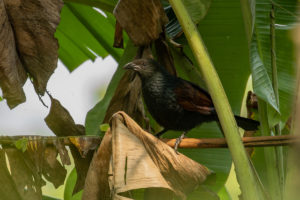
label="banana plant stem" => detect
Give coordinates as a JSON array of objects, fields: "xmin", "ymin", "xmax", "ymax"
[{"xmin": 168, "ymin": 0, "xmax": 263, "ymax": 199}]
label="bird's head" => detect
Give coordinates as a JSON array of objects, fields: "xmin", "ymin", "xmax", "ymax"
[{"xmin": 123, "ymin": 58, "xmax": 161, "ymax": 79}]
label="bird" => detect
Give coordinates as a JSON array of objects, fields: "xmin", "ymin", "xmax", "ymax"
[{"xmin": 123, "ymin": 58, "xmax": 260, "ymax": 150}]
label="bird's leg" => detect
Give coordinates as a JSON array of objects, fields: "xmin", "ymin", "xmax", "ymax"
[
  {"xmin": 155, "ymin": 129, "xmax": 168, "ymax": 138},
  {"xmin": 174, "ymin": 131, "xmax": 187, "ymax": 153}
]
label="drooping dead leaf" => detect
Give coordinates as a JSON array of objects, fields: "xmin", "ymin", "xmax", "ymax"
[
  {"xmin": 103, "ymin": 70, "xmax": 145, "ymax": 127},
  {"xmin": 0, "ymin": 0, "xmax": 27, "ymax": 109},
  {"xmin": 5, "ymin": 148, "xmax": 43, "ymax": 200},
  {"xmin": 53, "ymin": 139, "xmax": 71, "ymax": 165},
  {"xmin": 155, "ymin": 34, "xmax": 177, "ymax": 76},
  {"xmin": 114, "ymin": 0, "xmax": 168, "ymax": 46},
  {"xmin": 1, "ymin": 137, "xmax": 67, "ymax": 191},
  {"xmin": 45, "ymin": 97, "xmax": 85, "ymax": 137},
  {"xmin": 114, "ymin": 20, "xmax": 124, "ymax": 48},
  {"xmin": 3, "ymin": 0, "xmax": 63, "ymax": 95},
  {"xmin": 69, "ymin": 136, "xmax": 99, "ymax": 158},
  {"xmin": 45, "ymin": 97, "xmax": 95, "ymax": 194},
  {"xmin": 83, "ymin": 112, "xmax": 211, "ymax": 200},
  {"xmin": 0, "ymin": 150, "xmax": 22, "ymax": 200},
  {"xmin": 82, "ymin": 130, "xmax": 112, "ymax": 200},
  {"xmin": 41, "ymin": 146, "xmax": 68, "ymax": 188}
]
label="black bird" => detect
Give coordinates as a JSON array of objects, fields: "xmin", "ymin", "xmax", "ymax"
[{"xmin": 124, "ymin": 58, "xmax": 259, "ymax": 149}]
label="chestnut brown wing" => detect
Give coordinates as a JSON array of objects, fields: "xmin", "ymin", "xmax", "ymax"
[{"xmin": 174, "ymin": 79, "xmax": 214, "ymax": 115}]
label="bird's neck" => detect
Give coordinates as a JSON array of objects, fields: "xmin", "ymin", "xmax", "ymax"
[{"xmin": 141, "ymin": 71, "xmax": 168, "ymax": 88}]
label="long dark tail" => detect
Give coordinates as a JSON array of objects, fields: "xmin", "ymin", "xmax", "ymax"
[{"xmin": 234, "ymin": 115, "xmax": 260, "ymax": 131}]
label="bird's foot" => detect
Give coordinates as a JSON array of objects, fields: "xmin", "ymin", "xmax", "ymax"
[{"xmin": 174, "ymin": 132, "xmax": 186, "ymax": 154}]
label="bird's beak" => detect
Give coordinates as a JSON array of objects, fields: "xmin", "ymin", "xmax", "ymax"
[{"xmin": 123, "ymin": 62, "xmax": 141, "ymax": 71}]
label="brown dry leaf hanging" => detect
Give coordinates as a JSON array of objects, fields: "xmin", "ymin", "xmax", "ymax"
[
  {"xmin": 53, "ymin": 139, "xmax": 71, "ymax": 166},
  {"xmin": 0, "ymin": 0, "xmax": 27, "ymax": 109},
  {"xmin": 113, "ymin": 20, "xmax": 124, "ymax": 48},
  {"xmin": 155, "ymin": 34, "xmax": 177, "ymax": 76},
  {"xmin": 45, "ymin": 97, "xmax": 85, "ymax": 137},
  {"xmin": 5, "ymin": 148, "xmax": 43, "ymax": 200},
  {"xmin": 0, "ymin": 150, "xmax": 22, "ymax": 200},
  {"xmin": 40, "ymin": 146, "xmax": 68, "ymax": 188},
  {"xmin": 114, "ymin": 0, "xmax": 168, "ymax": 46},
  {"xmin": 3, "ymin": 0, "xmax": 63, "ymax": 95},
  {"xmin": 103, "ymin": 70, "xmax": 145, "ymax": 127},
  {"xmin": 45, "ymin": 97, "xmax": 94, "ymax": 194},
  {"xmin": 69, "ymin": 136, "xmax": 99, "ymax": 158},
  {"xmin": 83, "ymin": 112, "xmax": 211, "ymax": 200}
]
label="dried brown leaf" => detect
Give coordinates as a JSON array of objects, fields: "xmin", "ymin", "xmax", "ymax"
[
  {"xmin": 114, "ymin": 0, "xmax": 168, "ymax": 46},
  {"xmin": 0, "ymin": 150, "xmax": 22, "ymax": 200},
  {"xmin": 3, "ymin": 0, "xmax": 63, "ymax": 94},
  {"xmin": 69, "ymin": 136, "xmax": 99, "ymax": 158},
  {"xmin": 5, "ymin": 148, "xmax": 43, "ymax": 200},
  {"xmin": 82, "ymin": 130, "xmax": 112, "ymax": 200},
  {"xmin": 155, "ymin": 35, "xmax": 177, "ymax": 76},
  {"xmin": 41, "ymin": 146, "xmax": 67, "ymax": 188},
  {"xmin": 45, "ymin": 97, "xmax": 94, "ymax": 194},
  {"xmin": 70, "ymin": 145, "xmax": 94, "ymax": 195},
  {"xmin": 54, "ymin": 139, "xmax": 71, "ymax": 166},
  {"xmin": 113, "ymin": 20, "xmax": 124, "ymax": 48},
  {"xmin": 45, "ymin": 97, "xmax": 85, "ymax": 137},
  {"xmin": 84, "ymin": 112, "xmax": 211, "ymax": 200},
  {"xmin": 0, "ymin": 0, "xmax": 27, "ymax": 108},
  {"xmin": 103, "ymin": 70, "xmax": 145, "ymax": 127}
]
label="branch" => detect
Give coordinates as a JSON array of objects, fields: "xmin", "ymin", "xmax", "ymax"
[{"xmin": 0, "ymin": 135, "xmax": 298, "ymax": 149}]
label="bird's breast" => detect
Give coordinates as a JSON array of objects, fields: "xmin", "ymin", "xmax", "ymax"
[{"xmin": 142, "ymin": 79, "xmax": 185, "ymax": 128}]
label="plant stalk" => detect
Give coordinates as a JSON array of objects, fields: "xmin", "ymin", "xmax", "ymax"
[
  {"xmin": 258, "ymin": 99, "xmax": 283, "ymax": 200},
  {"xmin": 270, "ymin": 4, "xmax": 285, "ymax": 197},
  {"xmin": 168, "ymin": 0, "xmax": 263, "ymax": 199}
]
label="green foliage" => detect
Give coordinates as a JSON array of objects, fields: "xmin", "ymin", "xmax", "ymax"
[
  {"xmin": 99, "ymin": 123, "xmax": 110, "ymax": 132},
  {"xmin": 250, "ymin": 0, "xmax": 298, "ymax": 127},
  {"xmin": 42, "ymin": 196, "xmax": 61, "ymax": 200},
  {"xmin": 64, "ymin": 0, "xmax": 118, "ymax": 13},
  {"xmin": 14, "ymin": 138, "xmax": 28, "ymax": 152},
  {"xmin": 64, "ymin": 168, "xmax": 83, "ymax": 200},
  {"xmin": 165, "ymin": 0, "xmax": 211, "ymax": 38},
  {"xmin": 56, "ymin": 2, "xmax": 125, "ymax": 71}
]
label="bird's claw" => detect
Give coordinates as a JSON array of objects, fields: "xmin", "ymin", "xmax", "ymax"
[{"xmin": 174, "ymin": 132, "xmax": 186, "ymax": 154}]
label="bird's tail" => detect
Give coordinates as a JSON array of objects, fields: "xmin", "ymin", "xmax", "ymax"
[{"xmin": 234, "ymin": 115, "xmax": 260, "ymax": 131}]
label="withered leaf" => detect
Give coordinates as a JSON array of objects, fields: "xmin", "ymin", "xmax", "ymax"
[
  {"xmin": 69, "ymin": 136, "xmax": 99, "ymax": 158},
  {"xmin": 70, "ymin": 145, "xmax": 94, "ymax": 195},
  {"xmin": 45, "ymin": 97, "xmax": 85, "ymax": 137},
  {"xmin": 45, "ymin": 97, "xmax": 94, "ymax": 194},
  {"xmin": 41, "ymin": 146, "xmax": 67, "ymax": 188},
  {"xmin": 3, "ymin": 0, "xmax": 63, "ymax": 95},
  {"xmin": 155, "ymin": 34, "xmax": 177, "ymax": 76},
  {"xmin": 83, "ymin": 112, "xmax": 211, "ymax": 200},
  {"xmin": 5, "ymin": 148, "xmax": 43, "ymax": 200},
  {"xmin": 103, "ymin": 70, "xmax": 145, "ymax": 127},
  {"xmin": 114, "ymin": 0, "xmax": 168, "ymax": 46},
  {"xmin": 113, "ymin": 20, "xmax": 124, "ymax": 48},
  {"xmin": 53, "ymin": 139, "xmax": 71, "ymax": 166},
  {"xmin": 26, "ymin": 140, "xmax": 67, "ymax": 189},
  {"xmin": 0, "ymin": 0, "xmax": 27, "ymax": 109},
  {"xmin": 82, "ymin": 130, "xmax": 112, "ymax": 200},
  {"xmin": 0, "ymin": 150, "xmax": 22, "ymax": 200}
]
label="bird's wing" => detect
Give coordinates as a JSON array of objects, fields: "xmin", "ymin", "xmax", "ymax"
[{"xmin": 174, "ymin": 79, "xmax": 214, "ymax": 115}]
